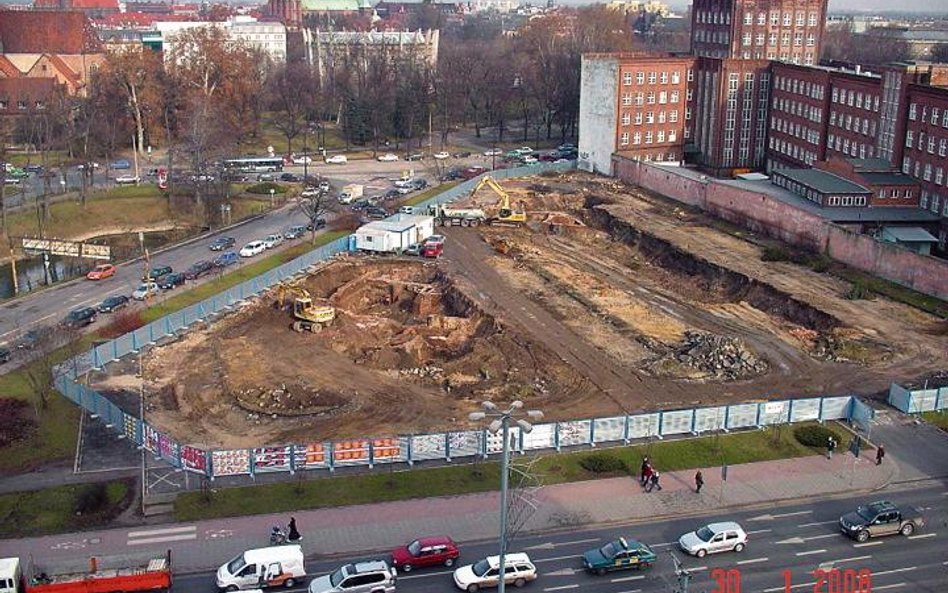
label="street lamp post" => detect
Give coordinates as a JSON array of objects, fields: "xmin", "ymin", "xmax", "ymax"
[
  {"xmin": 269, "ymin": 188, "xmax": 275, "ymax": 209},
  {"xmin": 469, "ymin": 401, "xmax": 543, "ymax": 593}
]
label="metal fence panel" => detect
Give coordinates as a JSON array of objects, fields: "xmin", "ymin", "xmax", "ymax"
[
  {"xmin": 726, "ymin": 404, "xmax": 757, "ymax": 429},
  {"xmin": 660, "ymin": 410, "xmax": 694, "ymax": 435},
  {"xmin": 212, "ymin": 449, "xmax": 251, "ymax": 476},
  {"xmin": 332, "ymin": 439, "xmax": 370, "ymax": 466},
  {"xmin": 557, "ymin": 420, "xmax": 591, "ymax": 447},
  {"xmin": 253, "ymin": 446, "xmax": 294, "ymax": 473},
  {"xmin": 293, "ymin": 443, "xmax": 329, "ymax": 470},
  {"xmin": 448, "ymin": 430, "xmax": 482, "ymax": 459},
  {"xmin": 789, "ymin": 398, "xmax": 821, "ymax": 422},
  {"xmin": 486, "ymin": 427, "xmax": 521, "ymax": 455},
  {"xmin": 887, "ymin": 383, "xmax": 912, "ymax": 412},
  {"xmin": 820, "ymin": 396, "xmax": 852, "ymax": 420},
  {"xmin": 908, "ymin": 389, "xmax": 939, "ymax": 413},
  {"xmin": 522, "ymin": 423, "xmax": 556, "ymax": 450},
  {"xmin": 693, "ymin": 407, "xmax": 727, "ymax": 433},
  {"xmin": 758, "ymin": 400, "xmax": 791, "ymax": 425},
  {"xmin": 593, "ymin": 416, "xmax": 626, "ymax": 443},
  {"xmin": 627, "ymin": 413, "xmax": 660, "ymax": 439},
  {"xmin": 411, "ymin": 433, "xmax": 447, "ymax": 461}
]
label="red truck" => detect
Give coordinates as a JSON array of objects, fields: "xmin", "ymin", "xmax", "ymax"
[{"xmin": 0, "ymin": 551, "xmax": 172, "ymax": 593}]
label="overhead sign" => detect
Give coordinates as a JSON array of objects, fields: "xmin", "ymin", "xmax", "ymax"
[{"xmin": 21, "ymin": 238, "xmax": 111, "ymax": 260}]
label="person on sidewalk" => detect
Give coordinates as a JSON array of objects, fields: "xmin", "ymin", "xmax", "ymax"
[
  {"xmin": 827, "ymin": 436, "xmax": 837, "ymax": 460},
  {"xmin": 695, "ymin": 470, "xmax": 704, "ymax": 493},
  {"xmin": 649, "ymin": 471, "xmax": 662, "ymax": 492},
  {"xmin": 876, "ymin": 444, "xmax": 885, "ymax": 465},
  {"xmin": 639, "ymin": 457, "xmax": 651, "ymax": 486},
  {"xmin": 287, "ymin": 517, "xmax": 301, "ymax": 542}
]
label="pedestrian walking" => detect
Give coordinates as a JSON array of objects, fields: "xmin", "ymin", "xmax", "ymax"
[
  {"xmin": 827, "ymin": 436, "xmax": 837, "ymax": 460},
  {"xmin": 287, "ymin": 517, "xmax": 301, "ymax": 542},
  {"xmin": 639, "ymin": 457, "xmax": 651, "ymax": 486},
  {"xmin": 695, "ymin": 470, "xmax": 704, "ymax": 493},
  {"xmin": 649, "ymin": 471, "xmax": 662, "ymax": 491},
  {"xmin": 876, "ymin": 444, "xmax": 885, "ymax": 465}
]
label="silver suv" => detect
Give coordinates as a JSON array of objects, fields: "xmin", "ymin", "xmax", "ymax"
[{"xmin": 308, "ymin": 560, "xmax": 396, "ymax": 593}]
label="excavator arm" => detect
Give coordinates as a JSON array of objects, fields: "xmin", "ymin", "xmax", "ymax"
[{"xmin": 274, "ymin": 283, "xmax": 312, "ymax": 308}]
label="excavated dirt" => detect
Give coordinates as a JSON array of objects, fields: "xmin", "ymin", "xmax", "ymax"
[{"xmin": 92, "ymin": 171, "xmax": 946, "ymax": 446}]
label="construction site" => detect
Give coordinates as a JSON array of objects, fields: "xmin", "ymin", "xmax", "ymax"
[{"xmin": 92, "ymin": 171, "xmax": 948, "ymax": 448}]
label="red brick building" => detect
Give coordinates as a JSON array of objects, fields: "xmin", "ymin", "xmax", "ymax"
[
  {"xmin": 814, "ymin": 156, "xmax": 919, "ymax": 208},
  {"xmin": 33, "ymin": 0, "xmax": 119, "ymax": 18},
  {"xmin": 579, "ymin": 53, "xmax": 697, "ymax": 174},
  {"xmin": 901, "ymin": 84, "xmax": 948, "ymax": 221}
]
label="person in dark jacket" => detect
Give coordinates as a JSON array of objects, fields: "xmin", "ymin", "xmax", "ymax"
[
  {"xmin": 695, "ymin": 470, "xmax": 704, "ymax": 493},
  {"xmin": 287, "ymin": 517, "xmax": 301, "ymax": 542}
]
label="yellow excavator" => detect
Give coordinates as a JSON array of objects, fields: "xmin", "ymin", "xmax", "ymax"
[
  {"xmin": 273, "ymin": 283, "xmax": 336, "ymax": 333},
  {"xmin": 470, "ymin": 176, "xmax": 528, "ymax": 226}
]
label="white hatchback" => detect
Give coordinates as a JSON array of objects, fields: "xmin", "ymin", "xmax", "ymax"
[
  {"xmin": 239, "ymin": 241, "xmax": 266, "ymax": 257},
  {"xmin": 377, "ymin": 153, "xmax": 399, "ymax": 162},
  {"xmin": 678, "ymin": 522, "xmax": 747, "ymax": 558},
  {"xmin": 325, "ymin": 155, "xmax": 348, "ymax": 164},
  {"xmin": 453, "ymin": 553, "xmax": 537, "ymax": 592},
  {"xmin": 262, "ymin": 234, "xmax": 284, "ymax": 249},
  {"xmin": 433, "ymin": 151, "xmax": 451, "ymax": 160}
]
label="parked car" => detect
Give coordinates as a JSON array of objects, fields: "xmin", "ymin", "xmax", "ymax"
[
  {"xmin": 426, "ymin": 234, "xmax": 446, "ymax": 245},
  {"xmin": 383, "ymin": 189, "xmax": 401, "ymax": 199},
  {"xmin": 306, "ymin": 219, "xmax": 327, "ymax": 231},
  {"xmin": 158, "ymin": 272, "xmax": 187, "ymax": 290},
  {"xmin": 209, "ymin": 236, "xmax": 236, "ymax": 251},
  {"xmin": 678, "ymin": 522, "xmax": 747, "ymax": 558},
  {"xmin": 184, "ymin": 260, "xmax": 214, "ymax": 280},
  {"xmin": 839, "ymin": 500, "xmax": 925, "ymax": 542},
  {"xmin": 433, "ymin": 151, "xmax": 451, "ymax": 160},
  {"xmin": 144, "ymin": 265, "xmax": 172, "ymax": 281},
  {"xmin": 86, "ymin": 263, "xmax": 117, "ymax": 281},
  {"xmin": 522, "ymin": 155, "xmax": 539, "ymax": 164},
  {"xmin": 64, "ymin": 307, "xmax": 97, "ymax": 328},
  {"xmin": 583, "ymin": 538, "xmax": 656, "ymax": 575},
  {"xmin": 391, "ymin": 536, "xmax": 460, "ymax": 572},
  {"xmin": 257, "ymin": 173, "xmax": 275, "ymax": 182},
  {"xmin": 483, "ymin": 148, "xmax": 503, "ymax": 157},
  {"xmin": 453, "ymin": 553, "xmax": 537, "ymax": 592},
  {"xmin": 377, "ymin": 153, "xmax": 399, "ymax": 162},
  {"xmin": 404, "ymin": 243, "xmax": 422, "ymax": 256},
  {"xmin": 16, "ymin": 327, "xmax": 54, "ymax": 350},
  {"xmin": 350, "ymin": 199, "xmax": 371, "ymax": 211},
  {"xmin": 461, "ymin": 166, "xmax": 488, "ymax": 180},
  {"xmin": 406, "ymin": 153, "xmax": 425, "ymax": 161},
  {"xmin": 280, "ymin": 172, "xmax": 301, "ymax": 182},
  {"xmin": 213, "ymin": 251, "xmax": 239, "ymax": 268},
  {"xmin": 308, "ymin": 560, "xmax": 396, "ymax": 593},
  {"xmin": 110, "ymin": 159, "xmax": 131, "ymax": 170},
  {"xmin": 292, "ymin": 155, "xmax": 312, "ymax": 165},
  {"xmin": 284, "ymin": 225, "xmax": 308, "ymax": 239},
  {"xmin": 399, "ymin": 206, "xmax": 415, "ymax": 214},
  {"xmin": 239, "ymin": 241, "xmax": 267, "ymax": 257},
  {"xmin": 557, "ymin": 143, "xmax": 577, "ymax": 152},
  {"xmin": 395, "ymin": 186, "xmax": 414, "ymax": 196},
  {"xmin": 97, "ymin": 295, "xmax": 130, "ymax": 313},
  {"xmin": 0, "ymin": 347, "xmax": 10, "ymax": 364},
  {"xmin": 115, "ymin": 174, "xmax": 140, "ymax": 184},
  {"xmin": 77, "ymin": 162, "xmax": 101, "ymax": 171},
  {"xmin": 131, "ymin": 282, "xmax": 159, "ymax": 301},
  {"xmin": 319, "ymin": 180, "xmax": 331, "ymax": 192},
  {"xmin": 515, "ymin": 146, "xmax": 534, "ymax": 155},
  {"xmin": 411, "ymin": 179, "xmax": 428, "ymax": 190},
  {"xmin": 300, "ymin": 187, "xmax": 321, "ymax": 198},
  {"xmin": 453, "ymin": 151, "xmax": 472, "ymax": 158},
  {"xmin": 24, "ymin": 164, "xmax": 44, "ymax": 174},
  {"xmin": 262, "ymin": 233, "xmax": 284, "ymax": 249},
  {"xmin": 539, "ymin": 151, "xmax": 560, "ymax": 162},
  {"xmin": 325, "ymin": 154, "xmax": 348, "ymax": 164},
  {"xmin": 366, "ymin": 207, "xmax": 388, "ymax": 220}
]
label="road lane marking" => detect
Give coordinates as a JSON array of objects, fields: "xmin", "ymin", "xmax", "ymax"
[
  {"xmin": 690, "ymin": 566, "xmax": 708, "ymax": 572},
  {"xmin": 749, "ymin": 511, "xmax": 811, "ymax": 521},
  {"xmin": 907, "ymin": 533, "xmax": 936, "ymax": 540},
  {"xmin": 747, "ymin": 529, "xmax": 773, "ymax": 535},
  {"xmin": 798, "ymin": 520, "xmax": 838, "ymax": 528},
  {"xmin": 872, "ymin": 584, "xmax": 905, "ymax": 591},
  {"xmin": 795, "ymin": 549, "xmax": 826, "ymax": 556},
  {"xmin": 543, "ymin": 585, "xmax": 578, "ymax": 591},
  {"xmin": 396, "ymin": 569, "xmax": 453, "ymax": 580},
  {"xmin": 820, "ymin": 555, "xmax": 872, "ymax": 569},
  {"xmin": 611, "ymin": 575, "xmax": 645, "ymax": 583},
  {"xmin": 736, "ymin": 557, "xmax": 769, "ymax": 565},
  {"xmin": 873, "ymin": 567, "xmax": 916, "ymax": 576},
  {"xmin": 852, "ymin": 541, "xmax": 884, "ymax": 548},
  {"xmin": 534, "ymin": 554, "xmax": 580, "ymax": 564},
  {"xmin": 764, "ymin": 582, "xmax": 813, "ymax": 592}
]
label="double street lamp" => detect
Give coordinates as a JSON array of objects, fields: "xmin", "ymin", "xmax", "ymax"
[{"xmin": 469, "ymin": 400, "xmax": 544, "ymax": 593}]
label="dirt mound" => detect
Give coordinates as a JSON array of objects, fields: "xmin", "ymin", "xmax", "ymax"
[{"xmin": 651, "ymin": 331, "xmax": 769, "ymax": 380}]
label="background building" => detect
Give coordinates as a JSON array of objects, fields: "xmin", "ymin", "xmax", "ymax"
[
  {"xmin": 153, "ymin": 17, "xmax": 288, "ymax": 63},
  {"xmin": 303, "ymin": 28, "xmax": 439, "ymax": 80}
]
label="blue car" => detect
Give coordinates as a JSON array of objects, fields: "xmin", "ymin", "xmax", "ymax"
[
  {"xmin": 111, "ymin": 159, "xmax": 131, "ymax": 170},
  {"xmin": 213, "ymin": 251, "xmax": 239, "ymax": 268}
]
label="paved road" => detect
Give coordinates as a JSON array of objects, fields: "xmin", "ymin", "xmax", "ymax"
[
  {"xmin": 0, "ymin": 155, "xmax": 493, "ymax": 358},
  {"xmin": 150, "ymin": 484, "xmax": 948, "ymax": 592}
]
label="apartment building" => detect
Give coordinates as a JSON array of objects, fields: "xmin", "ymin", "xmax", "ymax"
[
  {"xmin": 902, "ymin": 85, "xmax": 948, "ymax": 221},
  {"xmin": 579, "ymin": 53, "xmax": 697, "ymax": 174}
]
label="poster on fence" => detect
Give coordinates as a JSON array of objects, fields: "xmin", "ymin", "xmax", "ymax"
[
  {"xmin": 158, "ymin": 433, "xmax": 178, "ymax": 464},
  {"xmin": 411, "ymin": 434, "xmax": 446, "ymax": 460},
  {"xmin": 557, "ymin": 420, "xmax": 589, "ymax": 447},
  {"xmin": 448, "ymin": 431, "xmax": 480, "ymax": 458},
  {"xmin": 372, "ymin": 438, "xmax": 402, "ymax": 462},
  {"xmin": 253, "ymin": 446, "xmax": 293, "ymax": 472},
  {"xmin": 122, "ymin": 413, "xmax": 139, "ymax": 443},
  {"xmin": 294, "ymin": 443, "xmax": 327, "ymax": 469},
  {"xmin": 332, "ymin": 440, "xmax": 369, "ymax": 465},
  {"xmin": 212, "ymin": 449, "xmax": 251, "ymax": 476},
  {"xmin": 143, "ymin": 424, "xmax": 160, "ymax": 455},
  {"xmin": 180, "ymin": 446, "xmax": 208, "ymax": 474}
]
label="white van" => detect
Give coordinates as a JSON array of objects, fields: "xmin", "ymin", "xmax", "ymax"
[
  {"xmin": 217, "ymin": 546, "xmax": 306, "ymax": 591},
  {"xmin": 0, "ymin": 558, "xmax": 22, "ymax": 593}
]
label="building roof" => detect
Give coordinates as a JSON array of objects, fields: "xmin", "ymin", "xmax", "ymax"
[
  {"xmin": 360, "ymin": 220, "xmax": 418, "ymax": 233},
  {"xmin": 0, "ymin": 10, "xmax": 102, "ymax": 53},
  {"xmin": 847, "ymin": 157, "xmax": 892, "ymax": 172},
  {"xmin": 301, "ymin": 0, "xmax": 372, "ymax": 10},
  {"xmin": 859, "ymin": 172, "xmax": 919, "ymax": 186},
  {"xmin": 314, "ymin": 30, "xmax": 432, "ymax": 44},
  {"xmin": 882, "ymin": 226, "xmax": 938, "ymax": 242},
  {"xmin": 773, "ymin": 168, "xmax": 871, "ymax": 195}
]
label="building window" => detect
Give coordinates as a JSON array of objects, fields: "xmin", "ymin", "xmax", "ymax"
[
  {"xmin": 635, "ymin": 92, "xmax": 644, "ymax": 106},
  {"xmin": 658, "ymin": 111, "xmax": 667, "ymax": 123},
  {"xmin": 808, "ymin": 12, "xmax": 818, "ymax": 26},
  {"xmin": 796, "ymin": 12, "xmax": 806, "ymax": 26},
  {"xmin": 783, "ymin": 12, "xmax": 791, "ymax": 26},
  {"xmin": 933, "ymin": 107, "xmax": 941, "ymax": 124},
  {"xmin": 928, "ymin": 136, "xmax": 936, "ymax": 153},
  {"xmin": 634, "ymin": 112, "xmax": 643, "ymax": 125},
  {"xmin": 633, "ymin": 132, "xmax": 641, "ymax": 145},
  {"xmin": 771, "ymin": 11, "xmax": 780, "ymax": 25},
  {"xmin": 909, "ymin": 103, "xmax": 917, "ymax": 120},
  {"xmin": 744, "ymin": 11, "xmax": 753, "ymax": 25},
  {"xmin": 620, "ymin": 132, "xmax": 629, "ymax": 146},
  {"xmin": 924, "ymin": 163, "xmax": 933, "ymax": 181},
  {"xmin": 687, "ymin": 69, "xmax": 694, "ymax": 82},
  {"xmin": 636, "ymin": 72, "xmax": 645, "ymax": 85},
  {"xmin": 671, "ymin": 71, "xmax": 680, "ymax": 84},
  {"xmin": 622, "ymin": 93, "xmax": 632, "ymax": 106},
  {"xmin": 670, "ymin": 90, "xmax": 680, "ymax": 103},
  {"xmin": 768, "ymin": 33, "xmax": 777, "ymax": 46},
  {"xmin": 906, "ymin": 130, "xmax": 914, "ymax": 147},
  {"xmin": 685, "ymin": 108, "xmax": 692, "ymax": 120},
  {"xmin": 645, "ymin": 131, "xmax": 653, "ymax": 144},
  {"xmin": 645, "ymin": 111, "xmax": 654, "ymax": 124},
  {"xmin": 17, "ymin": 101, "xmax": 26, "ymax": 111},
  {"xmin": 623, "ymin": 73, "xmax": 633, "ymax": 86},
  {"xmin": 0, "ymin": 100, "xmax": 6, "ymax": 110},
  {"xmin": 742, "ymin": 33, "xmax": 752, "ymax": 46},
  {"xmin": 794, "ymin": 32, "xmax": 803, "ymax": 46},
  {"xmin": 686, "ymin": 89, "xmax": 694, "ymax": 101},
  {"xmin": 781, "ymin": 32, "xmax": 791, "ymax": 46},
  {"xmin": 658, "ymin": 130, "xmax": 666, "ymax": 143},
  {"xmin": 943, "ymin": 111, "xmax": 948, "ymax": 127},
  {"xmin": 622, "ymin": 112, "xmax": 631, "ymax": 125},
  {"xmin": 660, "ymin": 72, "xmax": 668, "ymax": 84},
  {"xmin": 647, "ymin": 91, "xmax": 655, "ymax": 104},
  {"xmin": 936, "ymin": 168, "xmax": 944, "ymax": 185},
  {"xmin": 939, "ymin": 138, "xmax": 947, "ymax": 157},
  {"xmin": 648, "ymin": 72, "xmax": 656, "ymax": 84},
  {"xmin": 669, "ymin": 110, "xmax": 679, "ymax": 123}
]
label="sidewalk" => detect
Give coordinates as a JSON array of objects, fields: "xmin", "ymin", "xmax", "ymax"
[{"xmin": 0, "ymin": 450, "xmax": 895, "ymax": 573}]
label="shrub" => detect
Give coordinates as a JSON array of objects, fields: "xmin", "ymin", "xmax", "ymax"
[
  {"xmin": 760, "ymin": 246, "xmax": 790, "ymax": 262},
  {"xmin": 809, "ymin": 255, "xmax": 832, "ymax": 273},
  {"xmin": 97, "ymin": 310, "xmax": 146, "ymax": 339},
  {"xmin": 578, "ymin": 452, "xmax": 627, "ymax": 474},
  {"xmin": 844, "ymin": 281, "xmax": 871, "ymax": 301},
  {"xmin": 246, "ymin": 182, "xmax": 287, "ymax": 195},
  {"xmin": 74, "ymin": 483, "xmax": 110, "ymax": 515},
  {"xmin": 793, "ymin": 425, "xmax": 836, "ymax": 448}
]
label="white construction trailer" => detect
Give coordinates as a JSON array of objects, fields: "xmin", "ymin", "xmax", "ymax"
[{"xmin": 354, "ymin": 215, "xmax": 435, "ymax": 253}]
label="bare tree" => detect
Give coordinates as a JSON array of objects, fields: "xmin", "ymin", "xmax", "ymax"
[
  {"xmin": 297, "ymin": 190, "xmax": 337, "ymax": 245},
  {"xmin": 269, "ymin": 63, "xmax": 317, "ymax": 155}
]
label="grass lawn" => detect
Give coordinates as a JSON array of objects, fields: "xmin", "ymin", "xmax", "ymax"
[
  {"xmin": 4, "ymin": 151, "xmax": 71, "ymax": 167},
  {"xmin": 175, "ymin": 423, "xmax": 849, "ymax": 521},
  {"xmin": 0, "ymin": 479, "xmax": 132, "ymax": 537},
  {"xmin": 404, "ymin": 182, "xmax": 459, "ymax": 206},
  {"xmin": 831, "ymin": 268, "xmax": 948, "ymax": 319},
  {"xmin": 921, "ymin": 411, "xmax": 948, "ymax": 432}
]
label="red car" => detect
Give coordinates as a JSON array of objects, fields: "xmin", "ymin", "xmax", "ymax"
[
  {"xmin": 390, "ymin": 536, "xmax": 460, "ymax": 572},
  {"xmin": 86, "ymin": 263, "xmax": 116, "ymax": 280}
]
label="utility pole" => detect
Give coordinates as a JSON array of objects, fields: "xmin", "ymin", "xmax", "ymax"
[{"xmin": 670, "ymin": 552, "xmax": 692, "ymax": 593}]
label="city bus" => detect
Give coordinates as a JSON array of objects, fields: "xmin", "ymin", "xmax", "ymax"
[{"xmin": 222, "ymin": 157, "xmax": 284, "ymax": 173}]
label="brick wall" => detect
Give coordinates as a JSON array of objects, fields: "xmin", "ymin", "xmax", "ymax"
[{"xmin": 612, "ymin": 156, "xmax": 948, "ymax": 299}]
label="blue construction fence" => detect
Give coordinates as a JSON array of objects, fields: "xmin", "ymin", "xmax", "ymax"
[
  {"xmin": 55, "ymin": 160, "xmax": 870, "ymax": 480},
  {"xmin": 888, "ymin": 382, "xmax": 948, "ymax": 413}
]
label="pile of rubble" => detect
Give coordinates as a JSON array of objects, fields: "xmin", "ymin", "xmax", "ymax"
[
  {"xmin": 399, "ymin": 365, "xmax": 444, "ymax": 379},
  {"xmin": 234, "ymin": 383, "xmax": 345, "ymax": 417},
  {"xmin": 671, "ymin": 331, "xmax": 768, "ymax": 379}
]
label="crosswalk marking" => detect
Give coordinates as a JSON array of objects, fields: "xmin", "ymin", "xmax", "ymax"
[{"xmin": 127, "ymin": 525, "xmax": 197, "ymax": 546}]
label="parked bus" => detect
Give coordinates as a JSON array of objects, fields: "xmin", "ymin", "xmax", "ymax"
[{"xmin": 223, "ymin": 157, "xmax": 284, "ymax": 173}]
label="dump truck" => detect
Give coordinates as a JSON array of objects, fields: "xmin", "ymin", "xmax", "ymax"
[
  {"xmin": 0, "ymin": 551, "xmax": 172, "ymax": 593},
  {"xmin": 427, "ymin": 203, "xmax": 487, "ymax": 227},
  {"xmin": 338, "ymin": 184, "xmax": 364, "ymax": 204}
]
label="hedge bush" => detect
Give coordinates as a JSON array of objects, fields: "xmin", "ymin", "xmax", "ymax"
[
  {"xmin": 793, "ymin": 425, "xmax": 837, "ymax": 448},
  {"xmin": 578, "ymin": 452, "xmax": 628, "ymax": 474},
  {"xmin": 246, "ymin": 182, "xmax": 287, "ymax": 195}
]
